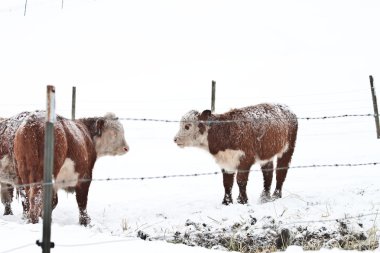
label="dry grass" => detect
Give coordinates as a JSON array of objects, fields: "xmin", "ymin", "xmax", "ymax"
[{"xmin": 166, "ymin": 217, "xmax": 379, "ymax": 253}]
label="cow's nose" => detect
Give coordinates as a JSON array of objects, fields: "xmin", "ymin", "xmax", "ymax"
[
  {"xmin": 174, "ymin": 137, "xmax": 177, "ymax": 143},
  {"xmin": 124, "ymin": 146, "xmax": 129, "ymax": 152}
]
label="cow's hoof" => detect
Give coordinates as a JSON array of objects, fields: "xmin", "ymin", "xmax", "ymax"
[
  {"xmin": 260, "ymin": 190, "xmax": 272, "ymax": 203},
  {"xmin": 222, "ymin": 199, "xmax": 233, "ymax": 205},
  {"xmin": 272, "ymin": 190, "xmax": 282, "ymax": 200},
  {"xmin": 28, "ymin": 216, "xmax": 40, "ymax": 224},
  {"xmin": 79, "ymin": 214, "xmax": 91, "ymax": 226},
  {"xmin": 4, "ymin": 206, "xmax": 13, "ymax": 215},
  {"xmin": 237, "ymin": 195, "xmax": 248, "ymax": 204},
  {"xmin": 222, "ymin": 195, "xmax": 233, "ymax": 205}
]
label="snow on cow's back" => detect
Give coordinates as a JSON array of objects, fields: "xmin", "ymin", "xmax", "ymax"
[
  {"xmin": 236, "ymin": 103, "xmax": 297, "ymax": 133},
  {"xmin": 0, "ymin": 111, "xmax": 44, "ymax": 189},
  {"xmin": 0, "ymin": 111, "xmax": 35, "ymax": 146},
  {"xmin": 63, "ymin": 119, "xmax": 88, "ymax": 144},
  {"xmin": 239, "ymin": 103, "xmax": 295, "ymax": 121}
]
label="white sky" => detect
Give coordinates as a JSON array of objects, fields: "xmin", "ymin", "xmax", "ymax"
[{"xmin": 1, "ymin": 0, "xmax": 380, "ymax": 120}]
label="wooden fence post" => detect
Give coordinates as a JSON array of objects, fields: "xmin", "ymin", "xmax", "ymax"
[
  {"xmin": 370, "ymin": 75, "xmax": 380, "ymax": 139},
  {"xmin": 36, "ymin": 85, "xmax": 56, "ymax": 252},
  {"xmin": 71, "ymin": 86, "xmax": 76, "ymax": 120},
  {"xmin": 211, "ymin": 80, "xmax": 216, "ymax": 112},
  {"xmin": 24, "ymin": 0, "xmax": 28, "ymax": 16}
]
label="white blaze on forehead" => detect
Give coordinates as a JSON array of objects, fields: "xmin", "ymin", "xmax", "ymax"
[
  {"xmin": 103, "ymin": 113, "xmax": 125, "ymax": 133},
  {"xmin": 181, "ymin": 110, "xmax": 199, "ymax": 121},
  {"xmin": 214, "ymin": 149, "xmax": 245, "ymax": 174},
  {"xmin": 177, "ymin": 110, "xmax": 199, "ymax": 133},
  {"xmin": 54, "ymin": 158, "xmax": 79, "ymax": 191}
]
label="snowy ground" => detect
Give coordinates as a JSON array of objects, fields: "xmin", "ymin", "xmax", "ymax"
[
  {"xmin": 1, "ymin": 114, "xmax": 380, "ymax": 253},
  {"xmin": 1, "ymin": 0, "xmax": 380, "ymax": 253}
]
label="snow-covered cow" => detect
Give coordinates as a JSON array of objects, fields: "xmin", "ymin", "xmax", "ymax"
[
  {"xmin": 174, "ymin": 103, "xmax": 298, "ymax": 205},
  {"xmin": 1, "ymin": 111, "xmax": 129, "ymax": 226},
  {"xmin": 0, "ymin": 112, "xmax": 32, "ymax": 216}
]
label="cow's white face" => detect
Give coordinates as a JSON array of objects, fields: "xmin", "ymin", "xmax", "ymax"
[
  {"xmin": 94, "ymin": 113, "xmax": 129, "ymax": 157},
  {"xmin": 174, "ymin": 110, "xmax": 209, "ymax": 149}
]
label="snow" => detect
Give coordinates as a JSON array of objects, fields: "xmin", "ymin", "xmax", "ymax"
[{"xmin": 1, "ymin": 0, "xmax": 380, "ymax": 252}]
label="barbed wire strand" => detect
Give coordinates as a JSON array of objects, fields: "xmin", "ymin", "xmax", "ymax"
[
  {"xmin": 117, "ymin": 113, "xmax": 376, "ymax": 124},
  {"xmin": 2, "ymin": 162, "xmax": 379, "ymax": 192},
  {"xmin": 0, "ymin": 113, "xmax": 376, "ymax": 125}
]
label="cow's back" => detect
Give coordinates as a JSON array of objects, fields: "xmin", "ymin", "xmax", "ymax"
[
  {"xmin": 13, "ymin": 112, "xmax": 57, "ymax": 184},
  {"xmin": 0, "ymin": 112, "xmax": 32, "ymax": 160},
  {"xmin": 210, "ymin": 103, "xmax": 297, "ymax": 161}
]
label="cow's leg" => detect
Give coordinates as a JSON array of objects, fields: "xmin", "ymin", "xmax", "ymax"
[
  {"xmin": 260, "ymin": 161, "xmax": 274, "ymax": 203},
  {"xmin": 236, "ymin": 169, "xmax": 249, "ymax": 204},
  {"xmin": 75, "ymin": 181, "xmax": 91, "ymax": 226},
  {"xmin": 18, "ymin": 187, "xmax": 30, "ymax": 218},
  {"xmin": 273, "ymin": 147, "xmax": 294, "ymax": 199},
  {"xmin": 1, "ymin": 183, "xmax": 14, "ymax": 215},
  {"xmin": 222, "ymin": 172, "xmax": 234, "ymax": 205},
  {"xmin": 28, "ymin": 185, "xmax": 43, "ymax": 224}
]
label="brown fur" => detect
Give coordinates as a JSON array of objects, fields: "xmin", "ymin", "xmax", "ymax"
[
  {"xmin": 175, "ymin": 103, "xmax": 298, "ymax": 205},
  {"xmin": 2, "ymin": 111, "xmax": 128, "ymax": 225}
]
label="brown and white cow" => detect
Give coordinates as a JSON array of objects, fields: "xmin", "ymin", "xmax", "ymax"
[
  {"xmin": 1, "ymin": 111, "xmax": 129, "ymax": 226},
  {"xmin": 174, "ymin": 103, "xmax": 298, "ymax": 205}
]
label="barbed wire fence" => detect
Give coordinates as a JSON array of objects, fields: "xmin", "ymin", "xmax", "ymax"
[
  {"xmin": 1, "ymin": 79, "xmax": 380, "ymax": 252},
  {"xmin": 0, "ymin": 161, "xmax": 379, "ymax": 192},
  {"xmin": 1, "ymin": 117, "xmax": 379, "ymax": 252}
]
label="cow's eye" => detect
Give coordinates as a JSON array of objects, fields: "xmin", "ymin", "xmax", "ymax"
[{"xmin": 184, "ymin": 125, "xmax": 190, "ymax": 130}]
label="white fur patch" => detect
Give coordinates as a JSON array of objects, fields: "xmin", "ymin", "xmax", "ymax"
[
  {"xmin": 214, "ymin": 149, "xmax": 245, "ymax": 174},
  {"xmin": 0, "ymin": 156, "xmax": 10, "ymax": 171},
  {"xmin": 54, "ymin": 158, "xmax": 79, "ymax": 191},
  {"xmin": 277, "ymin": 142, "xmax": 289, "ymax": 159},
  {"xmin": 0, "ymin": 155, "xmax": 17, "ymax": 184}
]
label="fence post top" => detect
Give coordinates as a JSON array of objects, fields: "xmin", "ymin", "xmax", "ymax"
[{"xmin": 46, "ymin": 85, "xmax": 56, "ymax": 123}]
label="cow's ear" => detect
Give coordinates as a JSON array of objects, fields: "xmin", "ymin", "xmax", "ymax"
[
  {"xmin": 198, "ymin": 122, "xmax": 206, "ymax": 135},
  {"xmin": 96, "ymin": 119, "xmax": 105, "ymax": 136},
  {"xmin": 199, "ymin": 110, "xmax": 212, "ymax": 120},
  {"xmin": 198, "ymin": 110, "xmax": 212, "ymax": 134}
]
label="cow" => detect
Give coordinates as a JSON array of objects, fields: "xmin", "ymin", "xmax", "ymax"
[
  {"xmin": 0, "ymin": 112, "xmax": 32, "ymax": 216},
  {"xmin": 1, "ymin": 111, "xmax": 129, "ymax": 226},
  {"xmin": 174, "ymin": 103, "xmax": 298, "ymax": 205}
]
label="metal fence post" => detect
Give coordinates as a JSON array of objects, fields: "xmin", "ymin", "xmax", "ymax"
[
  {"xmin": 36, "ymin": 85, "xmax": 56, "ymax": 252},
  {"xmin": 211, "ymin": 80, "xmax": 216, "ymax": 112},
  {"xmin": 370, "ymin": 75, "xmax": 380, "ymax": 139},
  {"xmin": 71, "ymin": 86, "xmax": 76, "ymax": 120}
]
